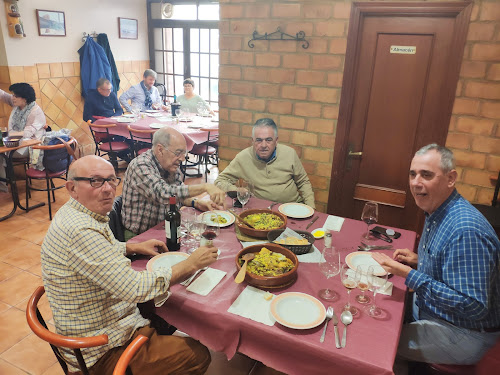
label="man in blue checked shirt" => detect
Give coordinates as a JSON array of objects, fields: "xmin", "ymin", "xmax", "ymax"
[{"xmin": 373, "ymin": 144, "xmax": 500, "ymax": 367}]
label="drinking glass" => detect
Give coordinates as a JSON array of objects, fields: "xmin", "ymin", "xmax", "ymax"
[
  {"xmin": 131, "ymin": 104, "xmax": 140, "ymax": 121},
  {"xmin": 188, "ymin": 216, "xmax": 206, "ymax": 253},
  {"xmin": 354, "ymin": 265, "xmax": 371, "ymax": 304},
  {"xmin": 361, "ymin": 201, "xmax": 378, "ymax": 240},
  {"xmin": 201, "ymin": 212, "xmax": 220, "ymax": 247},
  {"xmin": 366, "ymin": 266, "xmax": 388, "ymax": 317},
  {"xmin": 318, "ymin": 246, "xmax": 340, "ymax": 301},
  {"xmin": 152, "ymin": 101, "xmax": 162, "ymax": 110},
  {"xmin": 340, "ymin": 263, "xmax": 358, "ymax": 316},
  {"xmin": 181, "ymin": 207, "xmax": 196, "ymax": 245},
  {"xmin": 236, "ymin": 180, "xmax": 251, "ymax": 210}
]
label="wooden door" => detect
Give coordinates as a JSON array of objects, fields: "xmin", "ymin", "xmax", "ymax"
[{"xmin": 327, "ymin": 2, "xmax": 472, "ymax": 232}]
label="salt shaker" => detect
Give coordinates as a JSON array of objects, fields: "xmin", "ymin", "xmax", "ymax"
[{"xmin": 324, "ymin": 229, "xmax": 332, "ymax": 248}]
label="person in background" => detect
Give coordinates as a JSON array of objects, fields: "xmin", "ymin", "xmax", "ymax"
[
  {"xmin": 83, "ymin": 78, "xmax": 123, "ymax": 123},
  {"xmin": 0, "ymin": 82, "xmax": 46, "ymax": 192},
  {"xmin": 215, "ymin": 118, "xmax": 315, "ymax": 208},
  {"xmin": 177, "ymin": 78, "xmax": 215, "ymax": 115},
  {"xmin": 122, "ymin": 127, "xmax": 225, "ymax": 239},
  {"xmin": 372, "ymin": 144, "xmax": 500, "ymax": 370},
  {"xmin": 41, "ymin": 155, "xmax": 215, "ymax": 374},
  {"xmin": 119, "ymin": 69, "xmax": 166, "ymax": 112}
]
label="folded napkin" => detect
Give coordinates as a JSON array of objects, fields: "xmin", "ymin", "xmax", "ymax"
[
  {"xmin": 228, "ymin": 286, "xmax": 276, "ymax": 326},
  {"xmin": 323, "ymin": 215, "xmax": 345, "ymax": 232},
  {"xmin": 345, "ymin": 269, "xmax": 393, "ymax": 296},
  {"xmin": 186, "ymin": 268, "xmax": 226, "ymax": 296},
  {"xmin": 297, "ymin": 245, "xmax": 323, "ymax": 263}
]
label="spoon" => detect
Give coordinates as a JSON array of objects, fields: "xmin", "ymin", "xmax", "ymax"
[
  {"xmin": 235, "ymin": 253, "xmax": 255, "ymax": 283},
  {"xmin": 229, "ymin": 210, "xmax": 255, "ymax": 229},
  {"xmin": 320, "ymin": 306, "xmax": 333, "ymax": 343},
  {"xmin": 340, "ymin": 310, "xmax": 353, "ymax": 348}
]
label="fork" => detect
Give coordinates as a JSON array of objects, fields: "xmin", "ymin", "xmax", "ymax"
[
  {"xmin": 320, "ymin": 306, "xmax": 334, "ymax": 343},
  {"xmin": 180, "ymin": 267, "xmax": 207, "ymax": 286},
  {"xmin": 267, "ymin": 202, "xmax": 278, "ymax": 210}
]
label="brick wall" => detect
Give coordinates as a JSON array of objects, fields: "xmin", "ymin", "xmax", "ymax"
[
  {"xmin": 0, "ymin": 60, "xmax": 149, "ymax": 155},
  {"xmin": 218, "ymin": 0, "xmax": 500, "ymax": 212}
]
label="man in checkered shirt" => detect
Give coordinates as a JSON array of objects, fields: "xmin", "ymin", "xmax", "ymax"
[
  {"xmin": 373, "ymin": 144, "xmax": 500, "ymax": 368},
  {"xmin": 41, "ymin": 155, "xmax": 217, "ymax": 374},
  {"xmin": 122, "ymin": 127, "xmax": 225, "ymax": 239}
]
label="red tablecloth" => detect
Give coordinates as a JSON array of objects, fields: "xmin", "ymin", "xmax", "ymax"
[
  {"xmin": 95, "ymin": 114, "xmax": 218, "ymax": 151},
  {"xmin": 130, "ymin": 198, "xmax": 417, "ymax": 375}
]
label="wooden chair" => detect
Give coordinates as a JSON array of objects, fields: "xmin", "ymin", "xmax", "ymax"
[
  {"xmin": 473, "ymin": 171, "xmax": 500, "ymax": 237},
  {"xmin": 127, "ymin": 125, "xmax": 156, "ymax": 158},
  {"xmin": 154, "ymin": 83, "xmax": 167, "ymax": 105},
  {"xmin": 88, "ymin": 121, "xmax": 131, "ymax": 170},
  {"xmin": 26, "ymin": 286, "xmax": 108, "ymax": 375},
  {"xmin": 112, "ymin": 335, "xmax": 149, "ymax": 375},
  {"xmin": 25, "ymin": 137, "xmax": 77, "ymax": 220},
  {"xmin": 182, "ymin": 129, "xmax": 218, "ymax": 182}
]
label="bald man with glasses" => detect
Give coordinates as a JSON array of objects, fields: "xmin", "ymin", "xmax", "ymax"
[
  {"xmin": 215, "ymin": 118, "xmax": 315, "ymax": 208},
  {"xmin": 121, "ymin": 127, "xmax": 225, "ymax": 239},
  {"xmin": 41, "ymin": 155, "xmax": 216, "ymax": 374}
]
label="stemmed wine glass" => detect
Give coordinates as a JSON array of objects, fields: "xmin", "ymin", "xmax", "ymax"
[
  {"xmin": 354, "ymin": 265, "xmax": 371, "ymax": 304},
  {"xmin": 236, "ymin": 180, "xmax": 251, "ymax": 210},
  {"xmin": 340, "ymin": 263, "xmax": 358, "ymax": 316},
  {"xmin": 318, "ymin": 246, "xmax": 340, "ymax": 301},
  {"xmin": 201, "ymin": 212, "xmax": 220, "ymax": 247},
  {"xmin": 366, "ymin": 265, "xmax": 388, "ymax": 317},
  {"xmin": 361, "ymin": 201, "xmax": 378, "ymax": 240}
]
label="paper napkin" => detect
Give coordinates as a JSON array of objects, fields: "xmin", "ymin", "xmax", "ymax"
[
  {"xmin": 323, "ymin": 215, "xmax": 345, "ymax": 232},
  {"xmin": 297, "ymin": 245, "xmax": 323, "ymax": 263},
  {"xmin": 228, "ymin": 286, "xmax": 276, "ymax": 326},
  {"xmin": 186, "ymin": 268, "xmax": 226, "ymax": 296},
  {"xmin": 345, "ymin": 269, "xmax": 393, "ymax": 296}
]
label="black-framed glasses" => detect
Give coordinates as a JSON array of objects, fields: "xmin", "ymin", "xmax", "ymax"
[{"xmin": 72, "ymin": 176, "xmax": 121, "ymax": 188}]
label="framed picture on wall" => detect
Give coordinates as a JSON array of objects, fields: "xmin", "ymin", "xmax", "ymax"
[
  {"xmin": 118, "ymin": 17, "xmax": 138, "ymax": 39},
  {"xmin": 36, "ymin": 10, "xmax": 66, "ymax": 37}
]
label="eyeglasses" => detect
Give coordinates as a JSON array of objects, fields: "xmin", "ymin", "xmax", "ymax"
[
  {"xmin": 253, "ymin": 137, "xmax": 275, "ymax": 144},
  {"xmin": 72, "ymin": 176, "xmax": 121, "ymax": 188},
  {"xmin": 164, "ymin": 148, "xmax": 188, "ymax": 159}
]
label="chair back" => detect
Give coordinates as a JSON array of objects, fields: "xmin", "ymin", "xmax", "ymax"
[
  {"xmin": 127, "ymin": 125, "xmax": 156, "ymax": 157},
  {"xmin": 154, "ymin": 83, "xmax": 167, "ymax": 105},
  {"xmin": 112, "ymin": 335, "xmax": 149, "ymax": 375},
  {"xmin": 108, "ymin": 196, "xmax": 125, "ymax": 242},
  {"xmin": 32, "ymin": 137, "xmax": 77, "ymax": 174},
  {"xmin": 26, "ymin": 286, "xmax": 108, "ymax": 375}
]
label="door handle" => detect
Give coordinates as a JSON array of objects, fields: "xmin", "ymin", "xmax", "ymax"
[{"xmin": 346, "ymin": 144, "xmax": 363, "ymax": 171}]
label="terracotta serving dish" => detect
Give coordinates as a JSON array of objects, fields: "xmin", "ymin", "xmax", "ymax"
[
  {"xmin": 235, "ymin": 243, "xmax": 298, "ymax": 288},
  {"xmin": 236, "ymin": 209, "xmax": 287, "ymax": 239}
]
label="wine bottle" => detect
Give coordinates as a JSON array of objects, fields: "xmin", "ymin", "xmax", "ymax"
[{"xmin": 165, "ymin": 196, "xmax": 181, "ymax": 251}]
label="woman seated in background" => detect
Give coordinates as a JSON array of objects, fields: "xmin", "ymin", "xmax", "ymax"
[
  {"xmin": 0, "ymin": 82, "xmax": 46, "ymax": 192},
  {"xmin": 177, "ymin": 78, "xmax": 215, "ymax": 116}
]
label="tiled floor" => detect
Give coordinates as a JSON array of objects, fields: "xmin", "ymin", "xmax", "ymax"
[{"xmin": 0, "ymin": 163, "xmax": 284, "ymax": 375}]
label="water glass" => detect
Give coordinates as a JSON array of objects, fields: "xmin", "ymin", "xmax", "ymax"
[
  {"xmin": 188, "ymin": 216, "xmax": 206, "ymax": 254},
  {"xmin": 366, "ymin": 266, "xmax": 388, "ymax": 317},
  {"xmin": 340, "ymin": 263, "xmax": 358, "ymax": 316},
  {"xmin": 354, "ymin": 265, "xmax": 371, "ymax": 304},
  {"xmin": 236, "ymin": 180, "xmax": 251, "ymax": 210},
  {"xmin": 318, "ymin": 246, "xmax": 340, "ymax": 301}
]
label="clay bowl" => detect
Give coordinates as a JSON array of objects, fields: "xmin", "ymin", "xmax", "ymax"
[
  {"xmin": 236, "ymin": 209, "xmax": 287, "ymax": 239},
  {"xmin": 235, "ymin": 243, "xmax": 298, "ymax": 288}
]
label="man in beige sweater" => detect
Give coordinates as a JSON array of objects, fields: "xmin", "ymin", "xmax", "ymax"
[{"xmin": 215, "ymin": 118, "xmax": 315, "ymax": 208}]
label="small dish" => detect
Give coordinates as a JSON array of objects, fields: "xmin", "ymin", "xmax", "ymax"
[{"xmin": 311, "ymin": 228, "xmax": 325, "ymax": 239}]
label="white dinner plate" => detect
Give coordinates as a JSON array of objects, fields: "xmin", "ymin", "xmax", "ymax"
[
  {"xmin": 146, "ymin": 252, "xmax": 189, "ymax": 272},
  {"xmin": 123, "ymin": 114, "xmax": 135, "ymax": 118},
  {"xmin": 270, "ymin": 292, "xmax": 326, "ymax": 329},
  {"xmin": 179, "ymin": 117, "xmax": 193, "ymax": 122},
  {"xmin": 116, "ymin": 117, "xmax": 134, "ymax": 123},
  {"xmin": 147, "ymin": 113, "xmax": 163, "ymax": 117},
  {"xmin": 145, "ymin": 110, "xmax": 160, "ymax": 113},
  {"xmin": 278, "ymin": 203, "xmax": 314, "ymax": 219},
  {"xmin": 149, "ymin": 123, "xmax": 167, "ymax": 129},
  {"xmin": 345, "ymin": 252, "xmax": 387, "ymax": 276},
  {"xmin": 201, "ymin": 210, "xmax": 235, "ymax": 228},
  {"xmin": 187, "ymin": 124, "xmax": 202, "ymax": 129}
]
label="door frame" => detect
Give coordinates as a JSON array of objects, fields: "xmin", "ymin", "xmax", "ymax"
[{"xmin": 327, "ymin": 1, "xmax": 472, "ymax": 224}]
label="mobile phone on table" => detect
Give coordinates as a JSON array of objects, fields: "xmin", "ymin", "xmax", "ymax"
[{"xmin": 370, "ymin": 226, "xmax": 401, "ymax": 243}]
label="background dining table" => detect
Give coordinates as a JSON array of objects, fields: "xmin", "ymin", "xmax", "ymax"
[
  {"xmin": 94, "ymin": 113, "xmax": 218, "ymax": 151},
  {"xmin": 129, "ymin": 197, "xmax": 417, "ymax": 375}
]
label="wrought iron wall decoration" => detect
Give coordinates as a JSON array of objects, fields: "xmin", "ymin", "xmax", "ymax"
[{"xmin": 248, "ymin": 27, "xmax": 309, "ymax": 49}]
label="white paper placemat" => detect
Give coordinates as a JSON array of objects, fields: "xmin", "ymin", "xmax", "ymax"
[
  {"xmin": 186, "ymin": 268, "xmax": 226, "ymax": 296},
  {"xmin": 228, "ymin": 286, "xmax": 276, "ymax": 326},
  {"xmin": 297, "ymin": 245, "xmax": 323, "ymax": 263},
  {"xmin": 323, "ymin": 215, "xmax": 345, "ymax": 232}
]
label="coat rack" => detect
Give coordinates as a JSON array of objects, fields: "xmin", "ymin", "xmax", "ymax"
[
  {"xmin": 248, "ymin": 27, "xmax": 309, "ymax": 49},
  {"xmin": 82, "ymin": 31, "xmax": 98, "ymax": 42}
]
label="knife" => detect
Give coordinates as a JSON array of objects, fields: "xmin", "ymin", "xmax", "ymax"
[
  {"xmin": 306, "ymin": 215, "xmax": 319, "ymax": 230},
  {"xmin": 331, "ymin": 307, "xmax": 341, "ymax": 348}
]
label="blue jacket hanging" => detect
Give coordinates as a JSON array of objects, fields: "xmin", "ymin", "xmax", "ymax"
[
  {"xmin": 97, "ymin": 33, "xmax": 120, "ymax": 94},
  {"xmin": 78, "ymin": 37, "xmax": 112, "ymax": 99}
]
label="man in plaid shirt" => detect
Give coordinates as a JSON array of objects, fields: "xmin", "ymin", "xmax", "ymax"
[
  {"xmin": 373, "ymin": 144, "xmax": 500, "ymax": 368},
  {"xmin": 122, "ymin": 127, "xmax": 225, "ymax": 238}
]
